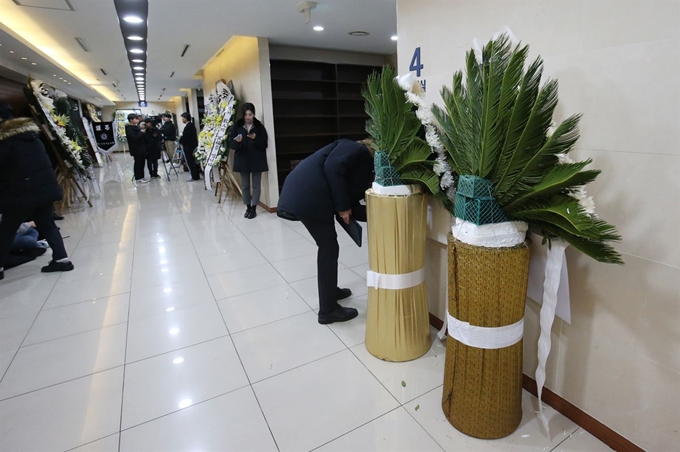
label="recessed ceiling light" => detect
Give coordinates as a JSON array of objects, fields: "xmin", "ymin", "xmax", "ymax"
[
  {"xmin": 68, "ymin": 82, "xmax": 72, "ymax": 85},
  {"xmin": 53, "ymin": 74, "xmax": 57, "ymax": 77},
  {"xmin": 9, "ymin": 50, "xmax": 14, "ymax": 54},
  {"xmin": 313, "ymin": 26, "xmax": 324, "ymax": 31},
  {"xmin": 391, "ymin": 35, "xmax": 398, "ymax": 41},
  {"xmin": 127, "ymin": 36, "xmax": 144, "ymax": 41},
  {"xmin": 131, "ymin": 59, "xmax": 144, "ymax": 63},
  {"xmin": 130, "ymin": 49, "xmax": 144, "ymax": 54},
  {"xmin": 133, "ymin": 66, "xmax": 144, "ymax": 70},
  {"xmin": 123, "ymin": 16, "xmax": 144, "ymax": 24},
  {"xmin": 134, "ymin": 73, "xmax": 144, "ymax": 77},
  {"xmin": 20, "ymin": 57, "xmax": 27, "ymax": 60},
  {"xmin": 31, "ymin": 62, "xmax": 37, "ymax": 65},
  {"xmin": 348, "ymin": 31, "xmax": 370, "ymax": 37},
  {"xmin": 135, "ymin": 77, "xmax": 144, "ymax": 80}
]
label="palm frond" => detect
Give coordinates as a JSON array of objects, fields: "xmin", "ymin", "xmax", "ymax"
[
  {"xmin": 491, "ymin": 57, "xmax": 544, "ymax": 193},
  {"xmin": 400, "ymin": 168, "xmax": 442, "ymax": 195},
  {"xmin": 393, "ymin": 139, "xmax": 434, "ymax": 172},
  {"xmin": 504, "ymin": 161, "xmax": 599, "ymax": 213},
  {"xmin": 477, "ymin": 35, "xmax": 512, "ymax": 178},
  {"xmin": 511, "ymin": 195, "xmax": 621, "ymax": 242},
  {"xmin": 432, "ymin": 72, "xmax": 475, "ymax": 174},
  {"xmin": 530, "ymin": 220, "xmax": 624, "ymax": 264},
  {"xmin": 362, "ymin": 66, "xmax": 421, "ymax": 162}
]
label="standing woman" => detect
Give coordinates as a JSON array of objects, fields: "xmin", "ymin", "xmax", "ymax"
[
  {"xmin": 179, "ymin": 112, "xmax": 200, "ymax": 182},
  {"xmin": 229, "ymin": 103, "xmax": 268, "ymax": 219},
  {"xmin": 143, "ymin": 118, "xmax": 161, "ymax": 179},
  {"xmin": 125, "ymin": 113, "xmax": 147, "ymax": 183}
]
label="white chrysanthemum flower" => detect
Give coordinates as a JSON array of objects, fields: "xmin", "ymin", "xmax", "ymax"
[
  {"xmin": 556, "ymin": 153, "xmax": 574, "ymax": 165},
  {"xmin": 441, "ymin": 172, "xmax": 455, "ymax": 189},
  {"xmin": 446, "ymin": 185, "xmax": 457, "ymax": 199},
  {"xmin": 580, "ymin": 196, "xmax": 596, "ymax": 215},
  {"xmin": 425, "ymin": 128, "xmax": 443, "ymax": 151},
  {"xmin": 405, "ymin": 92, "xmax": 424, "ymax": 108}
]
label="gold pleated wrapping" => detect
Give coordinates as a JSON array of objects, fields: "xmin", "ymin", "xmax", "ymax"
[
  {"xmin": 442, "ymin": 233, "xmax": 530, "ymax": 439},
  {"xmin": 365, "ymin": 189, "xmax": 431, "ymax": 362}
]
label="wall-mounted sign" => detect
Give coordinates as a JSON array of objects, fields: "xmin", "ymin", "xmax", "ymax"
[
  {"xmin": 138, "ymin": 101, "xmax": 148, "ymax": 107},
  {"xmin": 409, "ymin": 47, "xmax": 427, "ymax": 92}
]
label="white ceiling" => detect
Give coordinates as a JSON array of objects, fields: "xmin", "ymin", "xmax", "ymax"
[{"xmin": 0, "ymin": 0, "xmax": 397, "ymax": 106}]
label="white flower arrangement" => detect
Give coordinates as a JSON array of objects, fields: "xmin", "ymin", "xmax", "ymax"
[
  {"xmin": 30, "ymin": 80, "xmax": 87, "ymax": 174},
  {"xmin": 396, "ymin": 72, "xmax": 456, "ymax": 195}
]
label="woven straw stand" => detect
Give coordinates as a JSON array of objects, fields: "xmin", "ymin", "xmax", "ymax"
[{"xmin": 442, "ymin": 233, "xmax": 530, "ymax": 438}]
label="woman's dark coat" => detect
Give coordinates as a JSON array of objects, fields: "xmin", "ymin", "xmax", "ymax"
[
  {"xmin": 277, "ymin": 139, "xmax": 373, "ymax": 223},
  {"xmin": 228, "ymin": 118, "xmax": 268, "ymax": 173},
  {"xmin": 0, "ymin": 118, "xmax": 63, "ymax": 212},
  {"xmin": 125, "ymin": 123, "xmax": 146, "ymax": 158},
  {"xmin": 179, "ymin": 122, "xmax": 198, "ymax": 153},
  {"xmin": 143, "ymin": 127, "xmax": 162, "ymax": 160}
]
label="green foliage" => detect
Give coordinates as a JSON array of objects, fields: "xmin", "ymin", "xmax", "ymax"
[
  {"xmin": 434, "ymin": 34, "xmax": 622, "ymax": 264},
  {"xmin": 363, "ymin": 66, "xmax": 452, "ymax": 209}
]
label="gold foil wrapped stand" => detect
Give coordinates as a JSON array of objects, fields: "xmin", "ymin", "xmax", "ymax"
[
  {"xmin": 442, "ymin": 233, "xmax": 530, "ymax": 438},
  {"xmin": 365, "ymin": 188, "xmax": 431, "ymax": 362}
]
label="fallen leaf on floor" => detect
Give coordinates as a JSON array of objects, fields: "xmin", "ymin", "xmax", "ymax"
[
  {"xmin": 415, "ymin": 405, "xmax": 420, "ymax": 411},
  {"xmin": 401, "ymin": 380, "xmax": 406, "ymax": 387}
]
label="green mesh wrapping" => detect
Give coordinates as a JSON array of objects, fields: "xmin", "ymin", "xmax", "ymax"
[
  {"xmin": 374, "ymin": 151, "xmax": 404, "ymax": 186},
  {"xmin": 457, "ymin": 175, "xmax": 494, "ymax": 198},
  {"xmin": 454, "ymin": 193, "xmax": 509, "ymax": 225}
]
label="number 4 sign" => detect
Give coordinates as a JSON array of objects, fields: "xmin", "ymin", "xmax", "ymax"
[{"xmin": 410, "ymin": 47, "xmax": 424, "ymax": 77}]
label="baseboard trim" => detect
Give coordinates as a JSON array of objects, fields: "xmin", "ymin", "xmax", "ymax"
[
  {"xmin": 428, "ymin": 313, "xmax": 644, "ymax": 452},
  {"xmin": 258, "ymin": 202, "xmax": 277, "ymax": 213}
]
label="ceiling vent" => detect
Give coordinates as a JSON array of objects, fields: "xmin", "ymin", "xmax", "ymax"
[
  {"xmin": 180, "ymin": 45, "xmax": 189, "ymax": 57},
  {"xmin": 12, "ymin": 0, "xmax": 74, "ymax": 11},
  {"xmin": 348, "ymin": 31, "xmax": 370, "ymax": 37},
  {"xmin": 100, "ymin": 68, "xmax": 107, "ymax": 76},
  {"xmin": 170, "ymin": 71, "xmax": 175, "ymax": 78}
]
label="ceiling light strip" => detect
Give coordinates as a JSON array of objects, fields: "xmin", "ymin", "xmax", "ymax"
[{"xmin": 113, "ymin": 0, "xmax": 149, "ymax": 102}]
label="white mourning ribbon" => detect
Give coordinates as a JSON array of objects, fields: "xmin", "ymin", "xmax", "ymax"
[
  {"xmin": 446, "ymin": 314, "xmax": 524, "ymax": 349},
  {"xmin": 366, "ymin": 268, "xmax": 425, "ymax": 290},
  {"xmin": 535, "ymin": 240, "xmax": 568, "ymax": 434}
]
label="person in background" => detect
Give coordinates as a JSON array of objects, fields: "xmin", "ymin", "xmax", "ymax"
[
  {"xmin": 125, "ymin": 113, "xmax": 148, "ymax": 183},
  {"xmin": 277, "ymin": 139, "xmax": 374, "ymax": 324},
  {"xmin": 229, "ymin": 102, "xmax": 268, "ymax": 219},
  {"xmin": 143, "ymin": 118, "xmax": 161, "ymax": 179},
  {"xmin": 179, "ymin": 112, "xmax": 200, "ymax": 182},
  {"xmin": 0, "ymin": 216, "xmax": 48, "ymax": 255},
  {"xmin": 159, "ymin": 113, "xmax": 177, "ymax": 162},
  {"xmin": 0, "ymin": 103, "xmax": 74, "ymax": 280}
]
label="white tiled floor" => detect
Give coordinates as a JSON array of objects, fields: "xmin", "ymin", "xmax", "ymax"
[{"xmin": 0, "ymin": 157, "xmax": 612, "ymax": 451}]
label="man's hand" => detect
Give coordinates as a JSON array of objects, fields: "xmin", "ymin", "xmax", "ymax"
[
  {"xmin": 247, "ymin": 133, "xmax": 256, "ymax": 140},
  {"xmin": 235, "ymin": 134, "xmax": 243, "ymax": 143},
  {"xmin": 339, "ymin": 210, "xmax": 351, "ymax": 224}
]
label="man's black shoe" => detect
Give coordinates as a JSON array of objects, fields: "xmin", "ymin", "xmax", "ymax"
[
  {"xmin": 336, "ymin": 287, "xmax": 352, "ymax": 300},
  {"xmin": 318, "ymin": 306, "xmax": 358, "ymax": 325},
  {"xmin": 41, "ymin": 260, "xmax": 75, "ymax": 273}
]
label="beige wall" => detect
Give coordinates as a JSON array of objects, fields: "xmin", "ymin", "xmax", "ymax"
[
  {"xmin": 202, "ymin": 36, "xmax": 278, "ymax": 208},
  {"xmin": 397, "ymin": 1, "xmax": 680, "ymax": 450},
  {"xmin": 101, "ymin": 101, "xmax": 177, "ymax": 122}
]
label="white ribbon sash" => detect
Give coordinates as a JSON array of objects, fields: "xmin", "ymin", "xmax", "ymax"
[
  {"xmin": 366, "ymin": 268, "xmax": 425, "ymax": 290},
  {"xmin": 446, "ymin": 313, "xmax": 524, "ymax": 349}
]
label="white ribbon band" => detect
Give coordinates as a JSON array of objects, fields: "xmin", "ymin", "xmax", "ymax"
[
  {"xmin": 447, "ymin": 313, "xmax": 524, "ymax": 350},
  {"xmin": 366, "ymin": 268, "xmax": 425, "ymax": 290}
]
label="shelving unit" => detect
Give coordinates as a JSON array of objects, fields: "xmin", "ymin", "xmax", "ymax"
[{"xmin": 270, "ymin": 60, "xmax": 381, "ymax": 189}]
